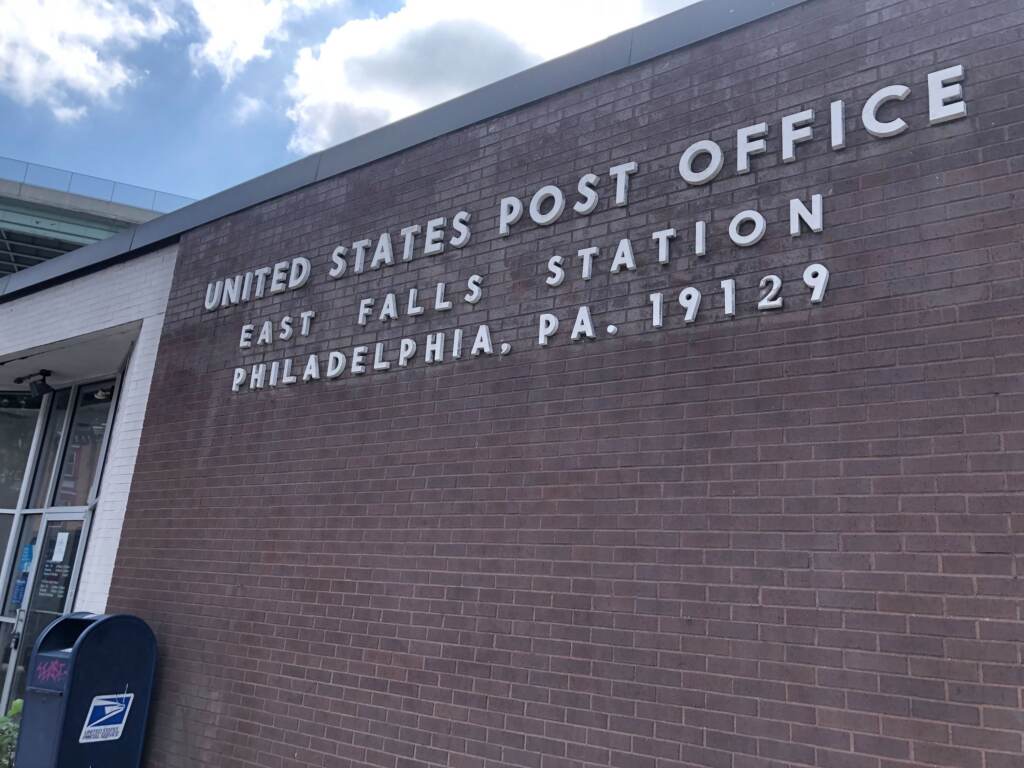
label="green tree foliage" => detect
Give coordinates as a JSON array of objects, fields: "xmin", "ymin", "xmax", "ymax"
[{"xmin": 0, "ymin": 699, "xmax": 22, "ymax": 768}]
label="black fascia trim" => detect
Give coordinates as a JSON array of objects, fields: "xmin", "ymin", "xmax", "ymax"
[{"xmin": 0, "ymin": 0, "xmax": 809, "ymax": 303}]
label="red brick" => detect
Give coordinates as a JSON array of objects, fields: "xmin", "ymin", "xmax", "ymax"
[{"xmin": 107, "ymin": 1, "xmax": 1024, "ymax": 767}]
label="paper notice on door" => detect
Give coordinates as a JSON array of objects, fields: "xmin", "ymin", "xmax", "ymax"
[{"xmin": 51, "ymin": 532, "xmax": 69, "ymax": 563}]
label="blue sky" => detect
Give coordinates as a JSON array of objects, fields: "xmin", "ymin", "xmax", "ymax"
[{"xmin": 0, "ymin": 1, "xmax": 694, "ymax": 201}]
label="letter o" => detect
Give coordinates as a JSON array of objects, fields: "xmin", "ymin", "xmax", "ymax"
[
  {"xmin": 679, "ymin": 140, "xmax": 724, "ymax": 185},
  {"xmin": 529, "ymin": 185, "xmax": 566, "ymax": 226},
  {"xmin": 728, "ymin": 210, "xmax": 767, "ymax": 247}
]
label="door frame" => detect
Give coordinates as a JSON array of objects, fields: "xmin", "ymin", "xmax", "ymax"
[
  {"xmin": 0, "ymin": 368, "xmax": 124, "ymax": 711},
  {"xmin": 0, "ymin": 509, "xmax": 89, "ymax": 708}
]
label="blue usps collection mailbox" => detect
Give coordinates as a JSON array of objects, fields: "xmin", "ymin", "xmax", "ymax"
[{"xmin": 14, "ymin": 613, "xmax": 157, "ymax": 768}]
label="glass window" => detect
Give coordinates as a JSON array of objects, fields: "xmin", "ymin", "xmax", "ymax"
[
  {"xmin": 3, "ymin": 515, "xmax": 41, "ymax": 618},
  {"xmin": 0, "ymin": 622, "xmax": 14, "ymax": 699},
  {"xmin": 27, "ymin": 390, "xmax": 70, "ymax": 509},
  {"xmin": 0, "ymin": 394, "xmax": 40, "ymax": 508},
  {"xmin": 52, "ymin": 381, "xmax": 116, "ymax": 507},
  {"xmin": 0, "ymin": 517, "xmax": 13, "ymax": 574},
  {"xmin": 27, "ymin": 391, "xmax": 70, "ymax": 512}
]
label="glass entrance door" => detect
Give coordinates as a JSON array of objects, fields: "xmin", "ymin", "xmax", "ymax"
[
  {"xmin": 1, "ymin": 515, "xmax": 85, "ymax": 705},
  {"xmin": 0, "ymin": 512, "xmax": 17, "ymax": 700},
  {"xmin": 0, "ymin": 375, "xmax": 119, "ymax": 711}
]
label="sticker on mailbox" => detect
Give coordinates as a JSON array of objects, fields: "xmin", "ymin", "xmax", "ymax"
[{"xmin": 79, "ymin": 693, "xmax": 134, "ymax": 743}]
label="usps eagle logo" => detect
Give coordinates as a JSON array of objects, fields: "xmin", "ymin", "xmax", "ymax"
[{"xmin": 79, "ymin": 693, "xmax": 134, "ymax": 743}]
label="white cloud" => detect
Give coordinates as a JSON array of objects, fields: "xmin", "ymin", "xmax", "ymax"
[
  {"xmin": 0, "ymin": 0, "xmax": 176, "ymax": 120},
  {"xmin": 232, "ymin": 94, "xmax": 265, "ymax": 124},
  {"xmin": 285, "ymin": 0, "xmax": 701, "ymax": 155},
  {"xmin": 52, "ymin": 105, "xmax": 89, "ymax": 123},
  {"xmin": 188, "ymin": 0, "xmax": 344, "ymax": 83}
]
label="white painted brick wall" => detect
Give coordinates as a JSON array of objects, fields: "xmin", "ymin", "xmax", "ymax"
[{"xmin": 0, "ymin": 245, "xmax": 177, "ymax": 612}]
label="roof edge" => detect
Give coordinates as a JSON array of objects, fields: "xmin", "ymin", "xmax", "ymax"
[{"xmin": 0, "ymin": 0, "xmax": 810, "ymax": 303}]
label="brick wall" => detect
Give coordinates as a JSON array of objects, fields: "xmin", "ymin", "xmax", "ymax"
[{"xmin": 109, "ymin": 1, "xmax": 1024, "ymax": 766}]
